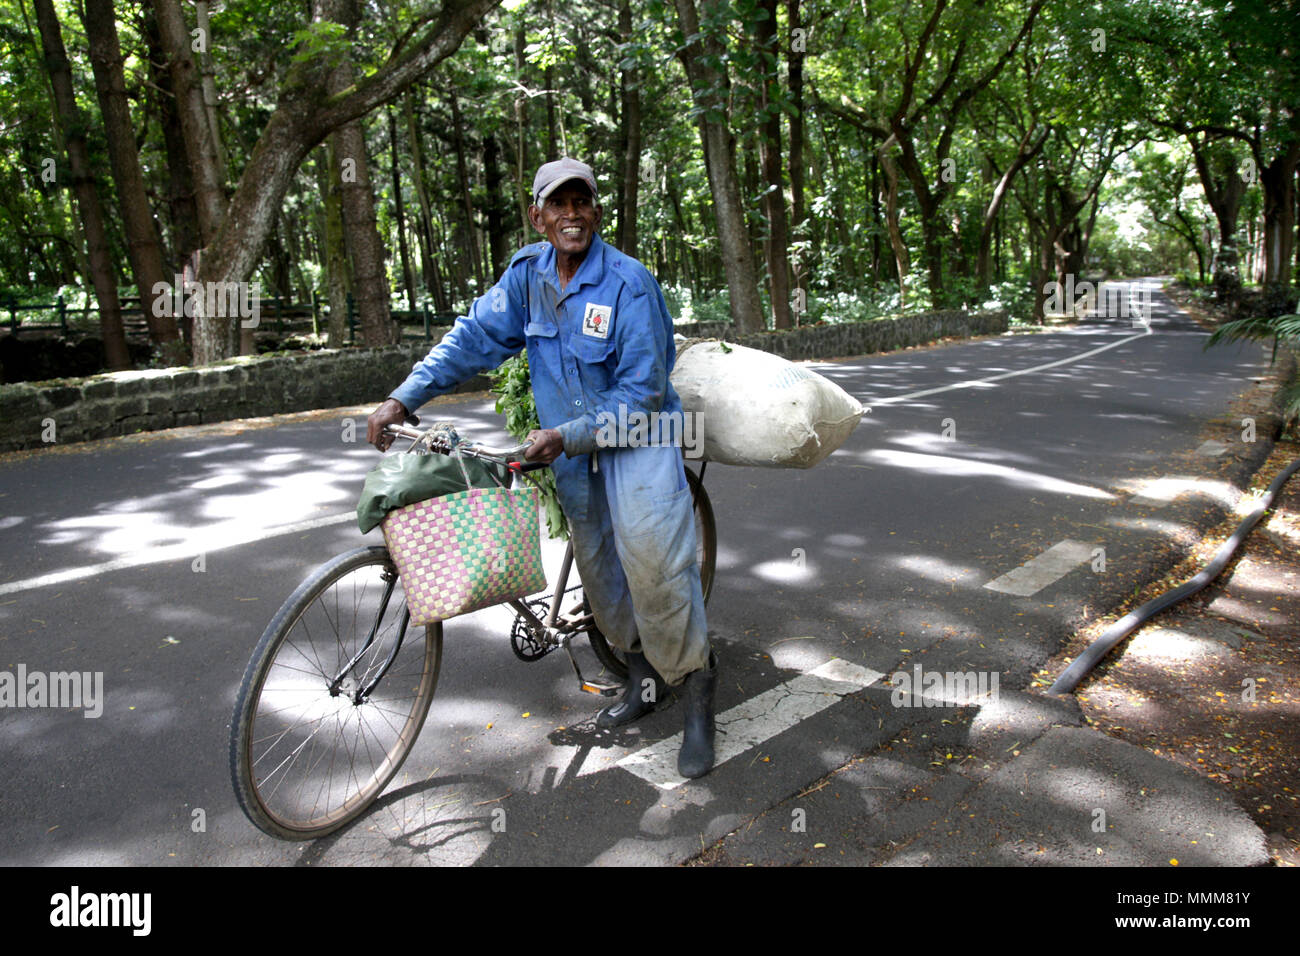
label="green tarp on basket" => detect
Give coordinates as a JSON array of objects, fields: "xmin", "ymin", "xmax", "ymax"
[{"xmin": 356, "ymin": 452, "xmax": 510, "ymax": 534}]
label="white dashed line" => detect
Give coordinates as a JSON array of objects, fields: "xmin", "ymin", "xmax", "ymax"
[
  {"xmin": 982, "ymin": 538, "xmax": 1095, "ymax": 597},
  {"xmin": 601, "ymin": 659, "xmax": 884, "ymax": 790},
  {"xmin": 868, "ymin": 325, "xmax": 1153, "ymax": 407}
]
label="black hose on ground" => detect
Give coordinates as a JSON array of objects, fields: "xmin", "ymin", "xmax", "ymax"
[{"xmin": 1049, "ymin": 456, "xmax": 1300, "ymax": 695}]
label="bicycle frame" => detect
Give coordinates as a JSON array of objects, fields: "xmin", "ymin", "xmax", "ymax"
[
  {"xmin": 382, "ymin": 419, "xmax": 621, "ymax": 693},
  {"xmin": 505, "ymin": 542, "xmax": 621, "ymax": 694}
]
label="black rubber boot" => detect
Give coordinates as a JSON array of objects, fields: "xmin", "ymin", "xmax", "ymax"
[
  {"xmin": 677, "ymin": 652, "xmax": 717, "ymax": 779},
  {"xmin": 597, "ymin": 651, "xmax": 667, "ymax": 728}
]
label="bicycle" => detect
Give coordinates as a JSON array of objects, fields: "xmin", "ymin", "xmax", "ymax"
[{"xmin": 229, "ymin": 418, "xmax": 717, "ymax": 841}]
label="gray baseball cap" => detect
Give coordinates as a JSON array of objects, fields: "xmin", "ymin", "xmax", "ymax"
[{"xmin": 532, "ymin": 157, "xmax": 598, "ymax": 205}]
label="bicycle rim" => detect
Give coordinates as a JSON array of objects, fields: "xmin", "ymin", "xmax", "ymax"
[{"xmin": 231, "ymin": 546, "xmax": 441, "ymax": 840}]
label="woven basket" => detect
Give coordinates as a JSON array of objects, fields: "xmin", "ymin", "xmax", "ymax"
[{"xmin": 382, "ymin": 484, "xmax": 547, "ymax": 626}]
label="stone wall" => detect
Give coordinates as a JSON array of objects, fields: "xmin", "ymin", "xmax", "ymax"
[
  {"xmin": 1, "ymin": 309, "xmax": 1006, "ymax": 452},
  {"xmin": 673, "ymin": 309, "xmax": 1007, "ymax": 360},
  {"xmin": 0, "ymin": 338, "xmax": 480, "ymax": 452}
]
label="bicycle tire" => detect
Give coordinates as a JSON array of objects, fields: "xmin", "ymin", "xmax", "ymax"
[
  {"xmin": 230, "ymin": 545, "xmax": 442, "ymax": 840},
  {"xmin": 587, "ymin": 466, "xmax": 716, "ymax": 677}
]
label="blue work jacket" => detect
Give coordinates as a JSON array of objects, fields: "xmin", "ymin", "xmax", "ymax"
[{"xmin": 389, "ymin": 233, "xmax": 684, "ymax": 518}]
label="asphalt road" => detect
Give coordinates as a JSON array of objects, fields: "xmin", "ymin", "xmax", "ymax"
[{"xmin": 0, "ymin": 278, "xmax": 1271, "ymax": 865}]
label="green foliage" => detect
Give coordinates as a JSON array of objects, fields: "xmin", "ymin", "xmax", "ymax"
[
  {"xmin": 289, "ymin": 22, "xmax": 349, "ymax": 66},
  {"xmin": 982, "ymin": 280, "xmax": 1037, "ymax": 326},
  {"xmin": 1205, "ymin": 314, "xmax": 1300, "ymax": 426},
  {"xmin": 487, "ymin": 351, "xmax": 568, "ymax": 540},
  {"xmin": 1, "ymin": 0, "xmax": 1293, "ymax": 388}
]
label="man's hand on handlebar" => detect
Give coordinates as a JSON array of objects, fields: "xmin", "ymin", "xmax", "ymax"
[
  {"xmin": 367, "ymin": 398, "xmax": 410, "ymax": 452},
  {"xmin": 524, "ymin": 428, "xmax": 564, "ymax": 464}
]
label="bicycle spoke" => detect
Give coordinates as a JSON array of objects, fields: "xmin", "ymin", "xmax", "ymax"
[{"xmin": 232, "ymin": 548, "xmax": 439, "ymax": 837}]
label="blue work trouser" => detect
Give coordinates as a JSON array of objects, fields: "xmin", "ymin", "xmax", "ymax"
[{"xmin": 559, "ymin": 444, "xmax": 710, "ymax": 686}]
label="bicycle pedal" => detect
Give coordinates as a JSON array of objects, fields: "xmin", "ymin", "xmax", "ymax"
[{"xmin": 562, "ymin": 642, "xmax": 621, "ymax": 696}]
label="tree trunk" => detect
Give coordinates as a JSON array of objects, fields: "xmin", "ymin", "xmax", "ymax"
[
  {"xmin": 141, "ymin": 3, "xmax": 200, "ymax": 284},
  {"xmin": 1188, "ymin": 134, "xmax": 1246, "ymax": 299},
  {"xmin": 673, "ymin": 0, "xmax": 765, "ymax": 333},
  {"xmin": 83, "ymin": 0, "xmax": 182, "ymax": 354},
  {"xmin": 787, "ymin": 0, "xmax": 806, "ymax": 297},
  {"xmin": 756, "ymin": 0, "xmax": 792, "ymax": 328},
  {"xmin": 151, "ymin": 0, "xmax": 225, "ymax": 242},
  {"xmin": 514, "ymin": 21, "xmax": 531, "ymax": 235},
  {"xmin": 878, "ymin": 137, "xmax": 910, "ymax": 313},
  {"xmin": 318, "ymin": 143, "xmax": 350, "ymax": 346},
  {"xmin": 482, "ymin": 130, "xmax": 509, "ymax": 276},
  {"xmin": 192, "ymin": 1, "xmax": 227, "ymax": 172},
  {"xmin": 193, "ymin": 1, "xmax": 496, "ymax": 359},
  {"xmin": 449, "ymin": 88, "xmax": 485, "ymax": 291},
  {"xmin": 1259, "ymin": 141, "xmax": 1299, "ymax": 291},
  {"xmin": 389, "ymin": 107, "xmax": 417, "ymax": 311},
  {"xmin": 616, "ymin": 0, "xmax": 641, "ymax": 256},
  {"xmin": 185, "ymin": 0, "xmax": 499, "ymax": 362},
  {"xmin": 404, "ymin": 92, "xmax": 439, "ymax": 300},
  {"xmin": 976, "ymin": 126, "xmax": 1048, "ymax": 288},
  {"xmin": 320, "ymin": 0, "xmax": 394, "ymax": 347},
  {"xmin": 32, "ymin": 0, "xmax": 131, "ymax": 370}
]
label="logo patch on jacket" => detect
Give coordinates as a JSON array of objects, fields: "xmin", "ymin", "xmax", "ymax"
[{"xmin": 582, "ymin": 303, "xmax": 613, "ymax": 338}]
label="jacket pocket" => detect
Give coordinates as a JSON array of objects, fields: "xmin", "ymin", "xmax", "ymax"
[
  {"xmin": 524, "ymin": 319, "xmax": 558, "ymax": 339},
  {"xmin": 572, "ymin": 332, "xmax": 616, "ymax": 362}
]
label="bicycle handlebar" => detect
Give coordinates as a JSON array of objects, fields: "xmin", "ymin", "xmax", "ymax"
[{"xmin": 383, "ymin": 423, "xmax": 538, "ymax": 468}]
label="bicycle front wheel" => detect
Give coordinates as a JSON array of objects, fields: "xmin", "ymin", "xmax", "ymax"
[
  {"xmin": 230, "ymin": 545, "xmax": 442, "ymax": 840},
  {"xmin": 587, "ymin": 465, "xmax": 716, "ymax": 677}
]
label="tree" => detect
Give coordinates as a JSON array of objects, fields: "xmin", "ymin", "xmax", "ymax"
[
  {"xmin": 181, "ymin": 0, "xmax": 502, "ymax": 363},
  {"xmin": 31, "ymin": 0, "xmax": 131, "ymax": 369},
  {"xmin": 673, "ymin": 0, "xmax": 765, "ymax": 333},
  {"xmin": 82, "ymin": 0, "xmax": 182, "ymax": 357}
]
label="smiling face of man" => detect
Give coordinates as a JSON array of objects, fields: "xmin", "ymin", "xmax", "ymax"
[{"xmin": 529, "ymin": 182, "xmax": 603, "ymax": 260}]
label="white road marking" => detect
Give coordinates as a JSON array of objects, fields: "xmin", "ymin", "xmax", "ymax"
[
  {"xmin": 1196, "ymin": 440, "xmax": 1227, "ymax": 457},
  {"xmin": 594, "ymin": 659, "xmax": 883, "ymax": 790},
  {"xmin": 982, "ymin": 538, "xmax": 1095, "ymax": 597},
  {"xmin": 867, "ymin": 325, "xmax": 1153, "ymax": 407},
  {"xmin": 0, "ymin": 511, "xmax": 357, "ymax": 597}
]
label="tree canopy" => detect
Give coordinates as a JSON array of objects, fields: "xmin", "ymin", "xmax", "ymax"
[{"xmin": 0, "ymin": 0, "xmax": 1296, "ymax": 369}]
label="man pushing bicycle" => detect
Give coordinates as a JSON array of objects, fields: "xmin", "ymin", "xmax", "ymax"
[{"xmin": 366, "ymin": 158, "xmax": 717, "ymax": 778}]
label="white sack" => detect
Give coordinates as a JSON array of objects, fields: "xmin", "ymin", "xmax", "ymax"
[{"xmin": 670, "ymin": 341, "xmax": 865, "ymax": 468}]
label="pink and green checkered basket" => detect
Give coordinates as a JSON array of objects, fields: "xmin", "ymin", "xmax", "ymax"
[{"xmin": 381, "ymin": 483, "xmax": 547, "ymax": 626}]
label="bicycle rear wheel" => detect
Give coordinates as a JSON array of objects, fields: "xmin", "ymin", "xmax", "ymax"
[
  {"xmin": 230, "ymin": 545, "xmax": 441, "ymax": 840},
  {"xmin": 587, "ymin": 466, "xmax": 716, "ymax": 677}
]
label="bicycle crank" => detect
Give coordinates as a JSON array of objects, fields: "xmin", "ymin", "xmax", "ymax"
[{"xmin": 510, "ymin": 599, "xmax": 556, "ymax": 662}]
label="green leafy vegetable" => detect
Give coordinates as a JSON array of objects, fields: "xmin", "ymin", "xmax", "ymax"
[{"xmin": 488, "ymin": 353, "xmax": 569, "ymax": 539}]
